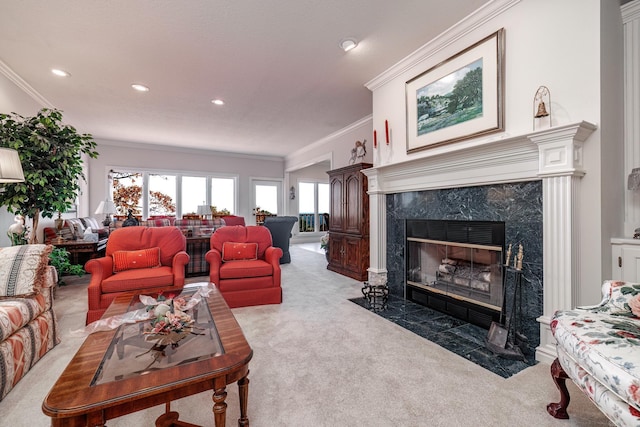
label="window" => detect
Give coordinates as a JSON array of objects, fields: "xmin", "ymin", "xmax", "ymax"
[
  {"xmin": 110, "ymin": 169, "xmax": 236, "ymax": 219},
  {"xmin": 148, "ymin": 174, "xmax": 176, "ymax": 217},
  {"xmin": 211, "ymin": 177, "xmax": 235, "ymax": 214},
  {"xmin": 182, "ymin": 176, "xmax": 207, "ymax": 215},
  {"xmin": 251, "ymin": 179, "xmax": 282, "ymax": 224},
  {"xmin": 111, "ymin": 171, "xmax": 143, "ymax": 216},
  {"xmin": 298, "ymin": 181, "xmax": 329, "ymax": 232},
  {"xmin": 256, "ymin": 184, "xmax": 278, "ymax": 215}
]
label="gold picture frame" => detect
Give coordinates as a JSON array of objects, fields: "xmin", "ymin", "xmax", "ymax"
[{"xmin": 406, "ymin": 28, "xmax": 505, "ymax": 153}]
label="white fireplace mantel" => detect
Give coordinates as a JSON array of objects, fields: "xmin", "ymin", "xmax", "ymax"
[{"xmin": 361, "ymin": 121, "xmax": 597, "ymax": 363}]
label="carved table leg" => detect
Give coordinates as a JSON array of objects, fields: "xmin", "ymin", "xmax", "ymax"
[
  {"xmin": 238, "ymin": 372, "xmax": 250, "ymax": 427},
  {"xmin": 547, "ymin": 357, "xmax": 571, "ymax": 419},
  {"xmin": 213, "ymin": 386, "xmax": 228, "ymax": 427}
]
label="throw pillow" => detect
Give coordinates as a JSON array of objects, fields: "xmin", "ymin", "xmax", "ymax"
[
  {"xmin": 0, "ymin": 244, "xmax": 53, "ymax": 298},
  {"xmin": 595, "ymin": 280, "xmax": 640, "ymax": 317},
  {"xmin": 113, "ymin": 247, "xmax": 161, "ymax": 272},
  {"xmin": 222, "ymin": 242, "xmax": 258, "ymax": 261},
  {"xmin": 67, "ymin": 218, "xmax": 86, "ymax": 239}
]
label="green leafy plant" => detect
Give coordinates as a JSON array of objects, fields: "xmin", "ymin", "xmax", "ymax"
[
  {"xmin": 210, "ymin": 206, "xmax": 230, "ymax": 216},
  {"xmin": 49, "ymin": 248, "xmax": 85, "ymax": 285},
  {"xmin": 0, "ymin": 108, "xmax": 99, "ymax": 243}
]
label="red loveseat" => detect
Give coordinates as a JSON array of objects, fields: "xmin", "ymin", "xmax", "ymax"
[
  {"xmin": 84, "ymin": 226, "xmax": 189, "ymax": 324},
  {"xmin": 206, "ymin": 225, "xmax": 283, "ymax": 308}
]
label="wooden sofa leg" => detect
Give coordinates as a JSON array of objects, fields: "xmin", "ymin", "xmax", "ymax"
[{"xmin": 547, "ymin": 357, "xmax": 571, "ymax": 419}]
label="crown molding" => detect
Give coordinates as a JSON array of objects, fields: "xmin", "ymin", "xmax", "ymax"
[
  {"xmin": 286, "ymin": 114, "xmax": 372, "ymax": 161},
  {"xmin": 365, "ymin": 0, "xmax": 521, "ymax": 91},
  {"xmin": 623, "ymin": 0, "xmax": 640, "ymax": 22},
  {"xmin": 0, "ymin": 59, "xmax": 55, "ymax": 109}
]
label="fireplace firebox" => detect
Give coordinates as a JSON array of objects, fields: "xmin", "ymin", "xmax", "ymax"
[{"xmin": 406, "ymin": 219, "xmax": 505, "ymax": 329}]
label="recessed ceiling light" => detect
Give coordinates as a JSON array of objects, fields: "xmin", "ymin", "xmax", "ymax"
[
  {"xmin": 339, "ymin": 38, "xmax": 358, "ymax": 52},
  {"xmin": 131, "ymin": 84, "xmax": 150, "ymax": 92},
  {"xmin": 51, "ymin": 68, "xmax": 70, "ymax": 77},
  {"xmin": 211, "ymin": 99, "xmax": 224, "ymax": 105}
]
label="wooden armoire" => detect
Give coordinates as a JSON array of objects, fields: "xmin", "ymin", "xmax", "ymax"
[{"xmin": 326, "ymin": 163, "xmax": 372, "ymax": 281}]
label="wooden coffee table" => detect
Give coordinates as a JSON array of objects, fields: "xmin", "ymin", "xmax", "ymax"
[{"xmin": 42, "ymin": 283, "xmax": 252, "ymax": 427}]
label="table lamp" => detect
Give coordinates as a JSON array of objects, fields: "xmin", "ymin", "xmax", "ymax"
[
  {"xmin": 197, "ymin": 204, "xmax": 210, "ymax": 219},
  {"xmin": 95, "ymin": 199, "xmax": 117, "ymax": 226}
]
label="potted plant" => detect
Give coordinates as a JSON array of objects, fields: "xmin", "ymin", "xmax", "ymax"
[
  {"xmin": 0, "ymin": 108, "xmax": 99, "ymax": 243},
  {"xmin": 49, "ymin": 247, "xmax": 85, "ymax": 285},
  {"xmin": 320, "ymin": 232, "xmax": 330, "ymax": 262}
]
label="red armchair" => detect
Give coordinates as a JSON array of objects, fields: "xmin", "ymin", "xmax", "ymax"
[
  {"xmin": 84, "ymin": 226, "xmax": 189, "ymax": 324},
  {"xmin": 206, "ymin": 225, "xmax": 283, "ymax": 308}
]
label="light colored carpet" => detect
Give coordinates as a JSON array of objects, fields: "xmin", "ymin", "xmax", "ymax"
[{"xmin": 0, "ymin": 245, "xmax": 613, "ymax": 426}]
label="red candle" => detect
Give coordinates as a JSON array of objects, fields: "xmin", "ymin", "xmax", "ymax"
[
  {"xmin": 385, "ymin": 120, "xmax": 389, "ymax": 145},
  {"xmin": 373, "ymin": 130, "xmax": 377, "ymax": 148}
]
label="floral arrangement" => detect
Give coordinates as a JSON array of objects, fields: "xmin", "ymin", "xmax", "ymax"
[
  {"xmin": 210, "ymin": 206, "xmax": 230, "ymax": 216},
  {"xmin": 320, "ymin": 232, "xmax": 329, "ymax": 252},
  {"xmin": 252, "ymin": 206, "xmax": 272, "ymax": 216},
  {"xmin": 142, "ymin": 293, "xmax": 198, "ymax": 347}
]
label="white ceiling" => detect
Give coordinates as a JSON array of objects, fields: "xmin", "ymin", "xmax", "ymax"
[{"xmin": 0, "ymin": 0, "xmax": 490, "ymax": 158}]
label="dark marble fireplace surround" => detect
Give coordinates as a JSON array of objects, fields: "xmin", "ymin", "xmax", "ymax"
[{"xmin": 385, "ymin": 180, "xmax": 543, "ymax": 353}]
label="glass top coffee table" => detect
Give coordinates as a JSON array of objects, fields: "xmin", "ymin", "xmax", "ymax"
[{"xmin": 42, "ymin": 283, "xmax": 252, "ymax": 427}]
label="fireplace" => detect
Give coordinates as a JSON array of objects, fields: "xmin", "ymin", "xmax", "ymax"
[
  {"xmin": 362, "ymin": 121, "xmax": 597, "ymax": 362},
  {"xmin": 383, "ymin": 181, "xmax": 544, "ymax": 358},
  {"xmin": 405, "ymin": 219, "xmax": 505, "ymax": 329}
]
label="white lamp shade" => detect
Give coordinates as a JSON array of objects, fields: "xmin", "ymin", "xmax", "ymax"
[
  {"xmin": 197, "ymin": 204, "xmax": 210, "ymax": 215},
  {"xmin": 95, "ymin": 200, "xmax": 117, "ymax": 215},
  {"xmin": 0, "ymin": 148, "xmax": 25, "ymax": 183}
]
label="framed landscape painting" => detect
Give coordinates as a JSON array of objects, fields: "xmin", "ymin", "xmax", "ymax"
[{"xmin": 406, "ymin": 28, "xmax": 505, "ymax": 153}]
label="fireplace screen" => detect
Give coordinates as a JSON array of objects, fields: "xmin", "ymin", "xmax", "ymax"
[{"xmin": 407, "ymin": 238, "xmax": 503, "ymax": 310}]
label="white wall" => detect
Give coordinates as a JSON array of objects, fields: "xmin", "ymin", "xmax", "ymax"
[{"xmin": 367, "ymin": 0, "xmax": 624, "ymax": 305}]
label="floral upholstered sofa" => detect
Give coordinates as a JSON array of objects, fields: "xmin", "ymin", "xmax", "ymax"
[
  {"xmin": 0, "ymin": 244, "xmax": 59, "ymax": 401},
  {"xmin": 548, "ymin": 280, "xmax": 640, "ymax": 426}
]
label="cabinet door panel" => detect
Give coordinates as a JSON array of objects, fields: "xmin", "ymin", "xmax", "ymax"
[
  {"xmin": 329, "ymin": 175, "xmax": 344, "ymax": 231},
  {"xmin": 622, "ymin": 245, "xmax": 640, "ymax": 282},
  {"xmin": 328, "ymin": 234, "xmax": 343, "ymax": 266},
  {"xmin": 343, "ymin": 236, "xmax": 363, "ymax": 274},
  {"xmin": 344, "ymin": 171, "xmax": 362, "ymax": 234}
]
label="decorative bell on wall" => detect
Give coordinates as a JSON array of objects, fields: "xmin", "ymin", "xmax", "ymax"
[
  {"xmin": 534, "ymin": 100, "xmax": 549, "ymax": 118},
  {"xmin": 533, "ymin": 86, "xmax": 551, "ymax": 130}
]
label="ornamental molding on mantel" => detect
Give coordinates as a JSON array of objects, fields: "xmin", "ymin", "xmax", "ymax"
[{"xmin": 362, "ymin": 121, "xmax": 597, "ymax": 195}]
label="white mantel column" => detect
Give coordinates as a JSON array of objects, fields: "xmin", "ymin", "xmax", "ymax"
[
  {"xmin": 363, "ymin": 169, "xmax": 388, "ymax": 287},
  {"xmin": 529, "ymin": 121, "xmax": 596, "ymax": 363}
]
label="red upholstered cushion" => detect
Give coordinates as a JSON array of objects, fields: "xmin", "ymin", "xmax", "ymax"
[
  {"xmin": 112, "ymin": 247, "xmax": 161, "ymax": 272},
  {"xmin": 211, "ymin": 226, "xmax": 273, "ymax": 259},
  {"xmin": 106, "ymin": 226, "xmax": 186, "ymax": 266},
  {"xmin": 101, "ymin": 266, "xmax": 174, "ymax": 293},
  {"xmin": 219, "ymin": 259, "xmax": 273, "ymax": 279},
  {"xmin": 222, "ymin": 242, "xmax": 258, "ymax": 261}
]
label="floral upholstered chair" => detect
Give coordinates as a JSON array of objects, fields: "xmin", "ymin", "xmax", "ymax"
[{"xmin": 548, "ymin": 280, "xmax": 640, "ymax": 426}]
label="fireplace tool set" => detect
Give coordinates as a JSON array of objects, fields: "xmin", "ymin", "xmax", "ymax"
[{"xmin": 486, "ymin": 244, "xmax": 528, "ymax": 361}]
